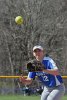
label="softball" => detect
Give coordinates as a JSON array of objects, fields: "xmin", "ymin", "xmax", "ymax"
[{"xmin": 15, "ymin": 16, "xmax": 23, "ymax": 25}]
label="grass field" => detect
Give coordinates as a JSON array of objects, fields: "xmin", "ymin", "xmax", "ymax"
[{"xmin": 0, "ymin": 95, "xmax": 67, "ymax": 100}]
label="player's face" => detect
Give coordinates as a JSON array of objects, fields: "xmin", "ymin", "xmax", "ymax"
[{"xmin": 33, "ymin": 49, "xmax": 44, "ymax": 61}]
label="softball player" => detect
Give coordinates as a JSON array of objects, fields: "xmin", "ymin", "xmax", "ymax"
[{"xmin": 20, "ymin": 45, "xmax": 65, "ymax": 100}]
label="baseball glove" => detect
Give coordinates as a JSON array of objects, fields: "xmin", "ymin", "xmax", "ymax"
[{"xmin": 27, "ymin": 60, "xmax": 45, "ymax": 72}]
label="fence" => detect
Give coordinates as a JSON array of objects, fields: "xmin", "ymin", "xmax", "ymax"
[
  {"xmin": 0, "ymin": 75, "xmax": 67, "ymax": 95},
  {"xmin": 0, "ymin": 75, "xmax": 67, "ymax": 78}
]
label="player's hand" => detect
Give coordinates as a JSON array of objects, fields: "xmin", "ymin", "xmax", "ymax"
[{"xmin": 19, "ymin": 76, "xmax": 26, "ymax": 84}]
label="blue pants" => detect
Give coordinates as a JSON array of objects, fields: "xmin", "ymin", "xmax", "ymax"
[{"xmin": 41, "ymin": 84, "xmax": 65, "ymax": 100}]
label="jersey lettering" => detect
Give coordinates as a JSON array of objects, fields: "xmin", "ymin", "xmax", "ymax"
[{"xmin": 43, "ymin": 75, "xmax": 49, "ymax": 81}]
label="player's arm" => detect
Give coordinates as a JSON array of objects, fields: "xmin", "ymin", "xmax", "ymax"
[
  {"xmin": 19, "ymin": 76, "xmax": 33, "ymax": 85},
  {"xmin": 42, "ymin": 59, "xmax": 59, "ymax": 75},
  {"xmin": 43, "ymin": 69, "xmax": 59, "ymax": 75},
  {"xmin": 20, "ymin": 72, "xmax": 36, "ymax": 85}
]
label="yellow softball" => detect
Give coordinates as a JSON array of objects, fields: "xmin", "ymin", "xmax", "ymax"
[{"xmin": 15, "ymin": 16, "xmax": 23, "ymax": 25}]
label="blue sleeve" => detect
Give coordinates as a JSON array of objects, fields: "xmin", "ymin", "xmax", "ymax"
[
  {"xmin": 42, "ymin": 58, "xmax": 58, "ymax": 69},
  {"xmin": 42, "ymin": 60, "xmax": 49, "ymax": 69},
  {"xmin": 28, "ymin": 72, "xmax": 36, "ymax": 78}
]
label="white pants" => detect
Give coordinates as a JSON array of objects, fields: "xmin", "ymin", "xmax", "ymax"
[{"xmin": 41, "ymin": 84, "xmax": 65, "ymax": 100}]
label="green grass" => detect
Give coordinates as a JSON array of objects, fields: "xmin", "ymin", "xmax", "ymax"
[{"xmin": 0, "ymin": 95, "xmax": 67, "ymax": 100}]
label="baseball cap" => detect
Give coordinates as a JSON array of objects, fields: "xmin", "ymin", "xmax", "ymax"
[{"xmin": 33, "ymin": 45, "xmax": 43, "ymax": 51}]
